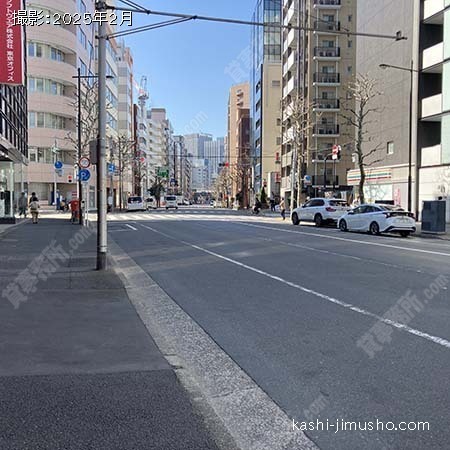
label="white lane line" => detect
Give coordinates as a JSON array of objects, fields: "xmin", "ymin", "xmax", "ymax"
[
  {"xmin": 237, "ymin": 223, "xmax": 450, "ymax": 258},
  {"xmin": 125, "ymin": 223, "xmax": 138, "ymax": 231},
  {"xmin": 140, "ymin": 223, "xmax": 450, "ymax": 352}
]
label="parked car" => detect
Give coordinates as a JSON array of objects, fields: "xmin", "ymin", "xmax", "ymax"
[
  {"xmin": 338, "ymin": 204, "xmax": 416, "ymax": 237},
  {"xmin": 163, "ymin": 195, "xmax": 178, "ymax": 210},
  {"xmin": 127, "ymin": 196, "xmax": 145, "ymax": 212},
  {"xmin": 291, "ymin": 198, "xmax": 350, "ymax": 227},
  {"xmin": 146, "ymin": 196, "xmax": 157, "ymax": 210}
]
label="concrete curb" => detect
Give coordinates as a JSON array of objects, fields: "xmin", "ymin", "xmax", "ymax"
[
  {"xmin": 107, "ymin": 234, "xmax": 317, "ymax": 450},
  {"xmin": 0, "ymin": 218, "xmax": 30, "ymax": 238}
]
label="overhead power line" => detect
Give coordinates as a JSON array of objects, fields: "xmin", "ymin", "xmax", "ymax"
[{"xmin": 111, "ymin": 0, "xmax": 406, "ymax": 41}]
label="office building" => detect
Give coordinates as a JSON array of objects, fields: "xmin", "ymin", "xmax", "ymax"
[
  {"xmin": 353, "ymin": 0, "xmax": 450, "ymax": 220},
  {"xmin": 251, "ymin": 0, "xmax": 283, "ymax": 196},
  {"xmin": 227, "ymin": 83, "xmax": 250, "ymax": 201}
]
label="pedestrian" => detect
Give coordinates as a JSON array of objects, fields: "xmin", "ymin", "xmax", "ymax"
[
  {"xmin": 280, "ymin": 197, "xmax": 286, "ymax": 221},
  {"xmin": 29, "ymin": 192, "xmax": 40, "ymax": 224},
  {"xmin": 270, "ymin": 194, "xmax": 276, "ymax": 212},
  {"xmin": 107, "ymin": 194, "xmax": 113, "ymax": 213},
  {"xmin": 18, "ymin": 192, "xmax": 27, "ymax": 218}
]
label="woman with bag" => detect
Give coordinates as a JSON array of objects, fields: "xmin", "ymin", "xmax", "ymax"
[{"xmin": 29, "ymin": 192, "xmax": 40, "ymax": 224}]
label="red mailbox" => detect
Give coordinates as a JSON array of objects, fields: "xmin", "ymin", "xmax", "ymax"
[{"xmin": 70, "ymin": 199, "xmax": 80, "ymax": 222}]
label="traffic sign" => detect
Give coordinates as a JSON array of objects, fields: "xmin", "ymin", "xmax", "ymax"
[
  {"xmin": 158, "ymin": 167, "xmax": 169, "ymax": 178},
  {"xmin": 107, "ymin": 163, "xmax": 116, "ymax": 174},
  {"xmin": 54, "ymin": 161, "xmax": 63, "ymax": 169},
  {"xmin": 79, "ymin": 156, "xmax": 90, "ymax": 169},
  {"xmin": 79, "ymin": 169, "xmax": 91, "ymax": 183},
  {"xmin": 303, "ymin": 175, "xmax": 312, "ymax": 186},
  {"xmin": 55, "ymin": 168, "xmax": 63, "ymax": 177}
]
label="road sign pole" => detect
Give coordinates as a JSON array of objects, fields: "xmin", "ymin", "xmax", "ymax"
[{"xmin": 97, "ymin": 4, "xmax": 107, "ymax": 270}]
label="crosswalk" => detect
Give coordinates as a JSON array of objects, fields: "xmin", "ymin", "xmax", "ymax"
[{"xmin": 107, "ymin": 210, "xmax": 283, "ymax": 224}]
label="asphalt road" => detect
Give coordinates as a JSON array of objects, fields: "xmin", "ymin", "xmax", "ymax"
[{"xmin": 110, "ymin": 207, "xmax": 450, "ymax": 450}]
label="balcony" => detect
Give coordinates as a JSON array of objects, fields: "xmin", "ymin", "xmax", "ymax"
[
  {"xmin": 422, "ymin": 42, "xmax": 444, "ymax": 72},
  {"xmin": 283, "ymin": 52, "xmax": 296, "ymax": 76},
  {"xmin": 283, "ymin": 4, "xmax": 296, "ymax": 26},
  {"xmin": 314, "ymin": 20, "xmax": 341, "ymax": 33},
  {"xmin": 313, "ymin": 124, "xmax": 340, "ymax": 137},
  {"xmin": 423, "ymin": 0, "xmax": 445, "ymax": 24},
  {"xmin": 313, "ymin": 98, "xmax": 340, "ymax": 111},
  {"xmin": 421, "ymin": 144, "xmax": 442, "ymax": 166},
  {"xmin": 283, "ymin": 77, "xmax": 297, "ymax": 98},
  {"xmin": 313, "ymin": 72, "xmax": 340, "ymax": 85},
  {"xmin": 287, "ymin": 28, "xmax": 296, "ymax": 46},
  {"xmin": 313, "ymin": 0, "xmax": 341, "ymax": 8},
  {"xmin": 314, "ymin": 46, "xmax": 341, "ymax": 59},
  {"xmin": 421, "ymin": 93, "xmax": 442, "ymax": 120}
]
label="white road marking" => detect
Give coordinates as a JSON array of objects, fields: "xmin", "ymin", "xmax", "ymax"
[
  {"xmin": 125, "ymin": 223, "xmax": 137, "ymax": 231},
  {"xmin": 238, "ymin": 223, "xmax": 450, "ymax": 258},
  {"xmin": 140, "ymin": 223, "xmax": 450, "ymax": 352}
]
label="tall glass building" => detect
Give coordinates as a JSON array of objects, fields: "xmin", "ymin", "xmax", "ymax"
[{"xmin": 251, "ymin": 0, "xmax": 283, "ymax": 197}]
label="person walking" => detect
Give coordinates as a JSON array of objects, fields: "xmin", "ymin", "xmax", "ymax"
[
  {"xmin": 29, "ymin": 192, "xmax": 40, "ymax": 224},
  {"xmin": 18, "ymin": 192, "xmax": 27, "ymax": 218},
  {"xmin": 279, "ymin": 197, "xmax": 286, "ymax": 221},
  {"xmin": 270, "ymin": 193, "xmax": 276, "ymax": 212}
]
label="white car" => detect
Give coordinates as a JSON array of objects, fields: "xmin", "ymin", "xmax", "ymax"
[
  {"xmin": 146, "ymin": 196, "xmax": 157, "ymax": 210},
  {"xmin": 338, "ymin": 204, "xmax": 416, "ymax": 237},
  {"xmin": 291, "ymin": 198, "xmax": 350, "ymax": 227},
  {"xmin": 127, "ymin": 196, "xmax": 145, "ymax": 212},
  {"xmin": 163, "ymin": 195, "xmax": 178, "ymax": 210}
]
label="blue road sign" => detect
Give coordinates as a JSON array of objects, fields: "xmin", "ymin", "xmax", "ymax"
[
  {"xmin": 79, "ymin": 169, "xmax": 91, "ymax": 182},
  {"xmin": 54, "ymin": 161, "xmax": 63, "ymax": 169},
  {"xmin": 107, "ymin": 163, "xmax": 116, "ymax": 174}
]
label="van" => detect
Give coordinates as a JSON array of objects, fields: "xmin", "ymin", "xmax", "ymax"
[
  {"xmin": 164, "ymin": 195, "xmax": 178, "ymax": 210},
  {"xmin": 127, "ymin": 196, "xmax": 145, "ymax": 212}
]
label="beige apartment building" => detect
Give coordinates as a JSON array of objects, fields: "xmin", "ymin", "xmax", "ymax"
[
  {"xmin": 25, "ymin": 0, "xmax": 127, "ymax": 208},
  {"xmin": 281, "ymin": 0, "xmax": 356, "ymax": 207},
  {"xmin": 227, "ymin": 83, "xmax": 250, "ymax": 202}
]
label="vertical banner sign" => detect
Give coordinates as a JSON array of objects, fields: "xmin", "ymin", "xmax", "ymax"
[{"xmin": 0, "ymin": 0, "xmax": 24, "ymax": 85}]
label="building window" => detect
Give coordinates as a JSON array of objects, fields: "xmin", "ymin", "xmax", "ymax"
[
  {"xmin": 77, "ymin": 28, "xmax": 87, "ymax": 49},
  {"xmin": 28, "ymin": 112, "xmax": 66, "ymax": 129},
  {"xmin": 277, "ymin": 118, "xmax": 281, "ymax": 126},
  {"xmin": 77, "ymin": 0, "xmax": 86, "ymax": 15},
  {"xmin": 348, "ymin": 40, "xmax": 353, "ymax": 48},
  {"xmin": 347, "ymin": 66, "xmax": 352, "ymax": 74},
  {"xmin": 276, "ymin": 137, "xmax": 282, "ymax": 145},
  {"xmin": 387, "ymin": 141, "xmax": 394, "ymax": 155},
  {"xmin": 272, "ymin": 80, "xmax": 281, "ymax": 87}
]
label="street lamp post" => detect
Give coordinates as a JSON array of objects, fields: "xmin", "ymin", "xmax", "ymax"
[{"xmin": 379, "ymin": 61, "xmax": 416, "ymax": 212}]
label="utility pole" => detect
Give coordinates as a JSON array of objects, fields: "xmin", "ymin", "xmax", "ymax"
[
  {"xmin": 77, "ymin": 67, "xmax": 83, "ymax": 224},
  {"xmin": 96, "ymin": 2, "xmax": 107, "ymax": 270}
]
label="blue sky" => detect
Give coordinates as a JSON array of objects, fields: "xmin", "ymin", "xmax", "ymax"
[{"xmin": 124, "ymin": 0, "xmax": 256, "ymax": 139}]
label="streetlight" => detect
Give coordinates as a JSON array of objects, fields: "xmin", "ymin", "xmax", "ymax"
[
  {"xmin": 71, "ymin": 71, "xmax": 114, "ymax": 225},
  {"xmin": 379, "ymin": 61, "xmax": 418, "ymax": 213}
]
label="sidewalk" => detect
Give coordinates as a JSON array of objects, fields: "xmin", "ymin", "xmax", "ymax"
[{"xmin": 0, "ymin": 218, "xmax": 220, "ymax": 450}]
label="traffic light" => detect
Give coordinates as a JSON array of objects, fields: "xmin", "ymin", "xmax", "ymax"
[{"xmin": 332, "ymin": 145, "xmax": 341, "ymax": 160}]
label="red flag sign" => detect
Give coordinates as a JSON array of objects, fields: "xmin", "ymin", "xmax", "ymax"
[{"xmin": 0, "ymin": 0, "xmax": 24, "ymax": 85}]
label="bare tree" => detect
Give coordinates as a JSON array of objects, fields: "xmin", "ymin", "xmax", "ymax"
[
  {"xmin": 341, "ymin": 74, "xmax": 383, "ymax": 204},
  {"xmin": 282, "ymin": 96, "xmax": 318, "ymax": 209},
  {"xmin": 66, "ymin": 81, "xmax": 99, "ymax": 159},
  {"xmin": 110, "ymin": 135, "xmax": 136, "ymax": 210}
]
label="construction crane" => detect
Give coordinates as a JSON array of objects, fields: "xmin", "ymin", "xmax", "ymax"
[{"xmin": 138, "ymin": 75, "xmax": 149, "ymax": 106}]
